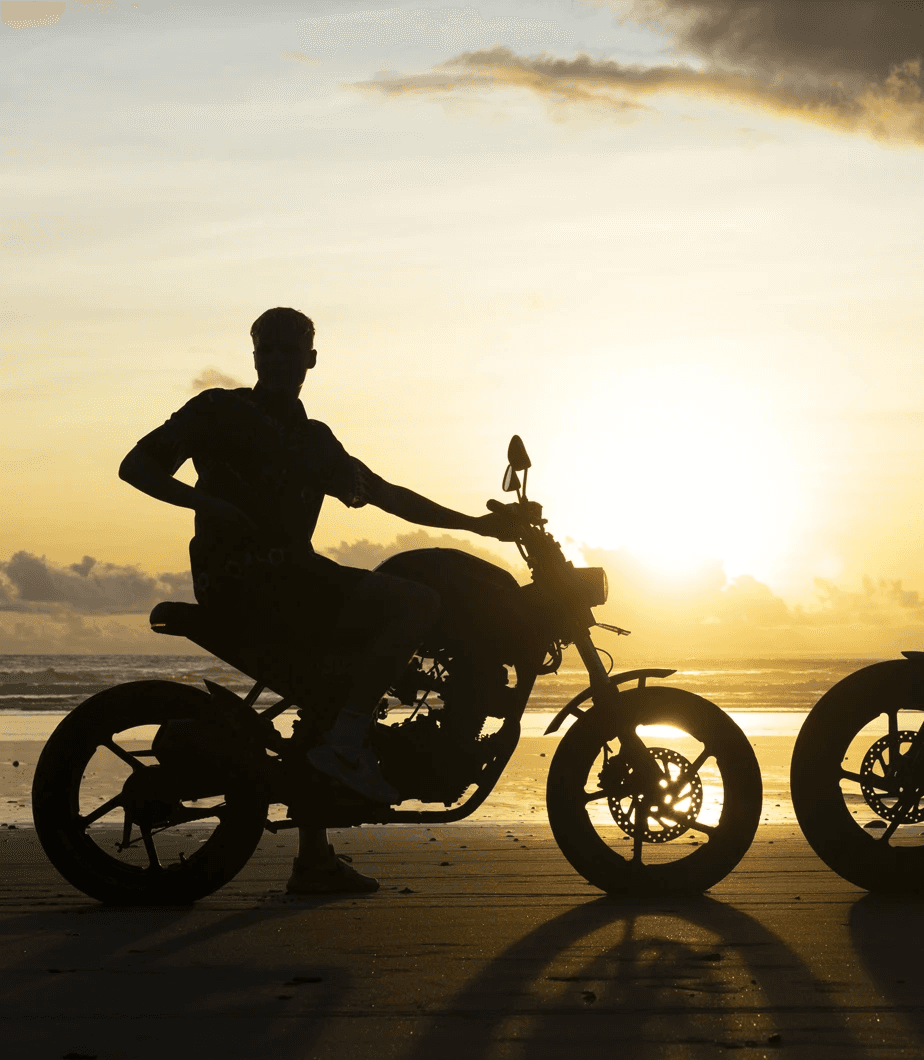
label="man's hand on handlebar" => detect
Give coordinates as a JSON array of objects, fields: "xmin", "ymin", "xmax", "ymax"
[{"xmin": 474, "ymin": 500, "xmax": 522, "ymax": 542}]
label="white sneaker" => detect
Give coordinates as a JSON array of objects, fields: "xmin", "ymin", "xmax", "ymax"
[{"xmin": 306, "ymin": 742, "xmax": 400, "ymax": 804}]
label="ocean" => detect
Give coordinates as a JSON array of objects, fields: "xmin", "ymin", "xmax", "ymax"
[
  {"xmin": 0, "ymin": 652, "xmax": 879, "ymax": 717},
  {"xmin": 0, "ymin": 653, "xmax": 887, "ymax": 825}
]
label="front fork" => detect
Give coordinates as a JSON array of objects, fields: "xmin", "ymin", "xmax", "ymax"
[{"xmin": 572, "ymin": 629, "xmax": 661, "ymax": 788}]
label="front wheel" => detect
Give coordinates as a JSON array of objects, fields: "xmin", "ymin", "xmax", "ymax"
[
  {"xmin": 546, "ymin": 687, "xmax": 762, "ymax": 893},
  {"xmin": 791, "ymin": 659, "xmax": 924, "ymax": 892},
  {"xmin": 32, "ymin": 681, "xmax": 268, "ymax": 904}
]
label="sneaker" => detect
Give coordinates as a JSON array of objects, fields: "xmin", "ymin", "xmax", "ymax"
[
  {"xmin": 286, "ymin": 848, "xmax": 379, "ymax": 895},
  {"xmin": 306, "ymin": 742, "xmax": 401, "ymax": 804}
]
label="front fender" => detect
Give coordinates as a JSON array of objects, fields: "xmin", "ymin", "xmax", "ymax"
[{"xmin": 543, "ymin": 668, "xmax": 676, "ymax": 735}]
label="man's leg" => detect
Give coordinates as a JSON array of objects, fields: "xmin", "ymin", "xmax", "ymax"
[
  {"xmin": 292, "ymin": 570, "xmax": 438, "ymax": 890},
  {"xmin": 336, "ymin": 569, "xmax": 440, "ymax": 713},
  {"xmin": 287, "ymin": 824, "xmax": 379, "ymax": 894},
  {"xmin": 305, "ymin": 570, "xmax": 439, "ymax": 802}
]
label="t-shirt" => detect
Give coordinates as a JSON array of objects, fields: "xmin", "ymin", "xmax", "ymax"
[{"xmin": 135, "ymin": 386, "xmax": 375, "ymax": 576}]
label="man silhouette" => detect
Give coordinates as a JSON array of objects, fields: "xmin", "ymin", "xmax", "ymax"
[{"xmin": 120, "ymin": 306, "xmax": 513, "ymax": 892}]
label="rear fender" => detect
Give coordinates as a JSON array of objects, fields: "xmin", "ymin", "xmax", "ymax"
[{"xmin": 543, "ymin": 668, "xmax": 676, "ymax": 735}]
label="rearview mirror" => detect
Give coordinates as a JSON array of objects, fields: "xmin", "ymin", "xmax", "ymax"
[
  {"xmin": 507, "ymin": 435, "xmax": 531, "ymax": 472},
  {"xmin": 502, "ymin": 466, "xmax": 521, "ymax": 493}
]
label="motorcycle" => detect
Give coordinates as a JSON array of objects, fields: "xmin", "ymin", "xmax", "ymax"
[
  {"xmin": 791, "ymin": 653, "xmax": 924, "ymax": 891},
  {"xmin": 32, "ymin": 436, "xmax": 762, "ymax": 904}
]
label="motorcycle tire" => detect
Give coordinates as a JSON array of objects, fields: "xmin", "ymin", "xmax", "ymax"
[
  {"xmin": 791, "ymin": 659, "xmax": 924, "ymax": 892},
  {"xmin": 32, "ymin": 680, "xmax": 268, "ymax": 905},
  {"xmin": 546, "ymin": 686, "xmax": 762, "ymax": 894}
]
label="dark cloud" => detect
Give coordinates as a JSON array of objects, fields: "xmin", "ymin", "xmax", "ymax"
[
  {"xmin": 634, "ymin": 0, "xmax": 922, "ymax": 83},
  {"xmin": 69, "ymin": 555, "xmax": 96, "ymax": 577},
  {"xmin": 0, "ymin": 552, "xmax": 195, "ymax": 615},
  {"xmin": 192, "ymin": 367, "xmax": 245, "ymax": 393},
  {"xmin": 4, "ymin": 551, "xmax": 61, "ymax": 603},
  {"xmin": 356, "ymin": 2, "xmax": 923, "ymax": 143}
]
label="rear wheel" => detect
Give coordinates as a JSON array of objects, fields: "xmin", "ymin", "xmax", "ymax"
[
  {"xmin": 791, "ymin": 660, "xmax": 924, "ymax": 892},
  {"xmin": 547, "ymin": 687, "xmax": 762, "ymax": 893},
  {"xmin": 32, "ymin": 681, "xmax": 268, "ymax": 904}
]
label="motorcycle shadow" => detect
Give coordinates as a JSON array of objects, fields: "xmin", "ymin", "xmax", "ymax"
[
  {"xmin": 849, "ymin": 891, "xmax": 924, "ymax": 1042},
  {"xmin": 399, "ymin": 892, "xmax": 896, "ymax": 1060}
]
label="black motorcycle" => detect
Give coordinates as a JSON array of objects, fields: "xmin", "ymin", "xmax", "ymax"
[
  {"xmin": 791, "ymin": 653, "xmax": 924, "ymax": 891},
  {"xmin": 32, "ymin": 437, "xmax": 763, "ymax": 903}
]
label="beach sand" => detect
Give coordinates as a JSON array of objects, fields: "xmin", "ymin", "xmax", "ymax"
[
  {"xmin": 5, "ymin": 819, "xmax": 924, "ymax": 1060},
  {"xmin": 6, "ymin": 713, "xmax": 924, "ymax": 1059}
]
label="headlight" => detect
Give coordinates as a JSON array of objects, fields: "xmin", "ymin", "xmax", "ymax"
[{"xmin": 569, "ymin": 566, "xmax": 608, "ymax": 607}]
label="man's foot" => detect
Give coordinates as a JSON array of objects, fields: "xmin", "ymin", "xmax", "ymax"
[
  {"xmin": 286, "ymin": 848, "xmax": 380, "ymax": 895},
  {"xmin": 306, "ymin": 742, "xmax": 400, "ymax": 804}
]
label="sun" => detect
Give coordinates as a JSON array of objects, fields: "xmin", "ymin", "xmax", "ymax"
[{"xmin": 532, "ymin": 362, "xmax": 806, "ymax": 588}]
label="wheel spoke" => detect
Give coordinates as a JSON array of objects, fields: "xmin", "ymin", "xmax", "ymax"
[
  {"xmin": 140, "ymin": 828, "xmax": 162, "ymax": 871},
  {"xmin": 583, "ymin": 788, "xmax": 608, "ymax": 805},
  {"xmin": 880, "ymin": 816, "xmax": 901, "ymax": 842},
  {"xmin": 840, "ymin": 768, "xmax": 868, "ymax": 786},
  {"xmin": 102, "ymin": 738, "xmax": 146, "ymax": 773},
  {"xmin": 175, "ymin": 802, "xmax": 227, "ymax": 824},
  {"xmin": 688, "ymin": 819, "xmax": 717, "ymax": 837},
  {"xmin": 688, "ymin": 747, "xmax": 711, "ymax": 774},
  {"xmin": 78, "ymin": 793, "xmax": 124, "ymax": 828},
  {"xmin": 120, "ymin": 808, "xmax": 133, "ymax": 849},
  {"xmin": 841, "ymin": 765, "xmax": 896, "ymax": 793}
]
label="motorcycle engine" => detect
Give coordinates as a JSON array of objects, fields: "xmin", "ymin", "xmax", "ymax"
[{"xmin": 371, "ymin": 650, "xmax": 515, "ymax": 805}]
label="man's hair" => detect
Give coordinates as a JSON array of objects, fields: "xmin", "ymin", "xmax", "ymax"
[{"xmin": 250, "ymin": 307, "xmax": 315, "ymax": 349}]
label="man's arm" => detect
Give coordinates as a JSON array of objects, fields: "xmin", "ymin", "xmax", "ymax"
[
  {"xmin": 119, "ymin": 446, "xmax": 257, "ymax": 533},
  {"xmin": 366, "ymin": 477, "xmax": 513, "ymax": 540},
  {"xmin": 119, "ymin": 447, "xmax": 201, "ymax": 510}
]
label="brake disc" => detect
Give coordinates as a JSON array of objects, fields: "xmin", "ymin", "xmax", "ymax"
[
  {"xmin": 860, "ymin": 731, "xmax": 924, "ymax": 823},
  {"xmin": 603, "ymin": 746, "xmax": 703, "ymax": 843}
]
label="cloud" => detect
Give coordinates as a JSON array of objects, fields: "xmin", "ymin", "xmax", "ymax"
[
  {"xmin": 583, "ymin": 544, "xmax": 924, "ymax": 655},
  {"xmin": 355, "ymin": 1, "xmax": 924, "ymax": 144},
  {"xmin": 192, "ymin": 367, "xmax": 245, "ymax": 392},
  {"xmin": 0, "ymin": 551, "xmax": 195, "ymax": 615},
  {"xmin": 323, "ymin": 528, "xmax": 518, "ymax": 575},
  {"xmin": 0, "ymin": 610, "xmax": 207, "ymax": 655},
  {"xmin": 6, "ymin": 537, "xmax": 924, "ymax": 656},
  {"xmin": 633, "ymin": 0, "xmax": 922, "ymax": 83},
  {"xmin": 807, "ymin": 576, "xmax": 924, "ymax": 628}
]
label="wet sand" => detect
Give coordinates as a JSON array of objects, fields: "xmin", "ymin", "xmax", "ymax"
[{"xmin": 3, "ymin": 823, "xmax": 924, "ymax": 1059}]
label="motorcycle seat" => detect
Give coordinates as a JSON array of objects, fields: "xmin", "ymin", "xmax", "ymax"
[
  {"xmin": 148, "ymin": 602, "xmax": 343, "ymax": 701},
  {"xmin": 150, "ymin": 601, "xmax": 205, "ymax": 637}
]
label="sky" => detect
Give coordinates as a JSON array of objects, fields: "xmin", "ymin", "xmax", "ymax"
[{"xmin": 2, "ymin": 0, "xmax": 923, "ymax": 656}]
